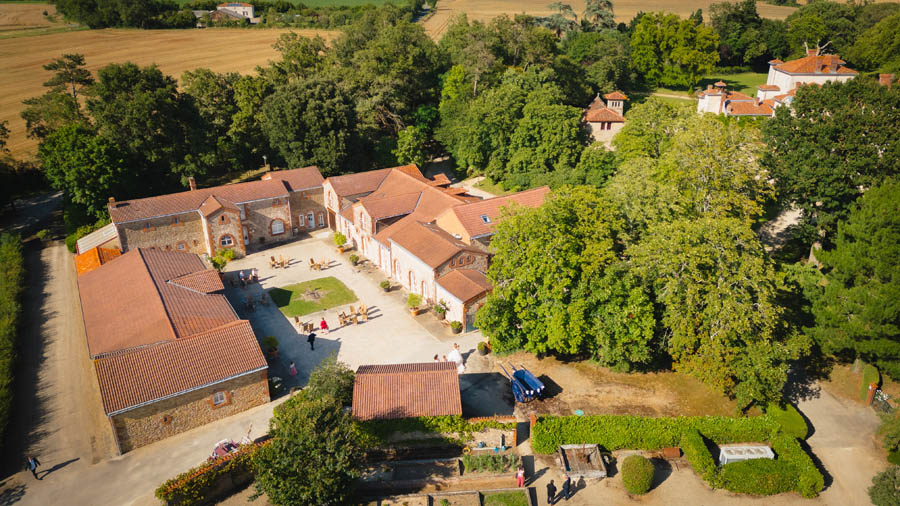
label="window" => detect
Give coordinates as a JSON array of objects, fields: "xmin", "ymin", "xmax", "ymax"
[
  {"xmin": 161, "ymin": 415, "xmax": 172, "ymax": 425},
  {"xmin": 297, "ymin": 214, "xmax": 305, "ymax": 227},
  {"xmin": 219, "ymin": 215, "xmax": 228, "ymax": 224},
  {"xmin": 164, "ymin": 245, "xmax": 171, "ymax": 251},
  {"xmin": 480, "ymin": 214, "xmax": 491, "ymax": 224},
  {"xmin": 176, "ymin": 241, "xmax": 187, "ymax": 251},
  {"xmin": 220, "ymin": 235, "xmax": 234, "ymax": 247},
  {"xmin": 271, "ymin": 219, "xmax": 285, "ymax": 235},
  {"xmin": 143, "ymin": 223, "xmax": 152, "ymax": 231},
  {"xmin": 240, "ymin": 206, "xmax": 246, "ymax": 220},
  {"xmin": 172, "ymin": 217, "xmax": 180, "ymax": 226},
  {"xmin": 212, "ymin": 391, "xmax": 226, "ymax": 405},
  {"xmin": 318, "ymin": 213, "xmax": 324, "ymax": 227}
]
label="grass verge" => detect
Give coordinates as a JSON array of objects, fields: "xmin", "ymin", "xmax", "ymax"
[
  {"xmin": 269, "ymin": 276, "xmax": 358, "ymax": 317},
  {"xmin": 482, "ymin": 490, "xmax": 529, "ymax": 506}
]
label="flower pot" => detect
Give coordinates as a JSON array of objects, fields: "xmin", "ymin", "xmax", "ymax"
[
  {"xmin": 382, "ymin": 286, "xmax": 390, "ymax": 293},
  {"xmin": 451, "ymin": 325, "xmax": 462, "ymax": 334},
  {"xmin": 337, "ymin": 246, "xmax": 345, "ymax": 253},
  {"xmin": 435, "ymin": 311, "xmax": 446, "ymax": 321},
  {"xmin": 478, "ymin": 346, "xmax": 488, "ymax": 356},
  {"xmin": 267, "ymin": 347, "xmax": 279, "ymax": 359}
]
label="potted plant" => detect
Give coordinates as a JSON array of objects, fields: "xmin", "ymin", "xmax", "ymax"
[
  {"xmin": 407, "ymin": 293, "xmax": 423, "ymax": 315},
  {"xmin": 333, "ymin": 232, "xmax": 347, "ymax": 253},
  {"xmin": 450, "ymin": 321, "xmax": 463, "ymax": 334},
  {"xmin": 477, "ymin": 341, "xmax": 490, "ymax": 355},
  {"xmin": 349, "ymin": 254, "xmax": 359, "ymax": 266},
  {"xmin": 210, "ymin": 255, "xmax": 227, "ymax": 275},
  {"xmin": 434, "ymin": 299, "xmax": 447, "ymax": 321},
  {"xmin": 263, "ymin": 336, "xmax": 279, "ymax": 359},
  {"xmin": 380, "ymin": 280, "xmax": 391, "ymax": 292}
]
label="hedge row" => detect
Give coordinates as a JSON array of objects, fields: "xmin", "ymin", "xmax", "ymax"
[
  {"xmin": 765, "ymin": 403, "xmax": 808, "ymax": 440},
  {"xmin": 860, "ymin": 363, "xmax": 881, "ymax": 401},
  {"xmin": 0, "ymin": 233, "xmax": 24, "ymax": 451},
  {"xmin": 358, "ymin": 415, "xmax": 517, "ymax": 445},
  {"xmin": 771, "ymin": 435, "xmax": 825, "ymax": 498},
  {"xmin": 530, "ymin": 414, "xmax": 780, "ymax": 454},
  {"xmin": 155, "ymin": 442, "xmax": 267, "ymax": 506},
  {"xmin": 680, "ymin": 429, "xmax": 717, "ymax": 483},
  {"xmin": 718, "ymin": 458, "xmax": 795, "ymax": 495}
]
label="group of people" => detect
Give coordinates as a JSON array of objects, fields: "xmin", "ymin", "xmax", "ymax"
[
  {"xmin": 433, "ymin": 343, "xmax": 466, "ymax": 374},
  {"xmin": 237, "ymin": 268, "xmax": 259, "ymax": 287},
  {"xmin": 516, "ymin": 466, "xmax": 574, "ymax": 503}
]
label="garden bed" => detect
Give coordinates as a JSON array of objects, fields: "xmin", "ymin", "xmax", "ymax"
[
  {"xmin": 268, "ymin": 276, "xmax": 357, "ymax": 317},
  {"xmin": 482, "ymin": 490, "xmax": 530, "ymax": 506}
]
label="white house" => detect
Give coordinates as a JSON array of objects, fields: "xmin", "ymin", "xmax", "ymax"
[{"xmin": 217, "ymin": 2, "xmax": 255, "ymax": 18}]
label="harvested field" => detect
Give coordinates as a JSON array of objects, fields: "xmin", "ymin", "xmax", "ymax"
[
  {"xmin": 0, "ymin": 27, "xmax": 337, "ymax": 158},
  {"xmin": 0, "ymin": 3, "xmax": 65, "ymax": 33},
  {"xmin": 424, "ymin": 0, "xmax": 798, "ymax": 38}
]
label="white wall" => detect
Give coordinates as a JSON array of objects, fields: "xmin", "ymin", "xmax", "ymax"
[
  {"xmin": 390, "ymin": 242, "xmax": 437, "ymax": 302},
  {"xmin": 435, "ymin": 284, "xmax": 464, "ymax": 323}
]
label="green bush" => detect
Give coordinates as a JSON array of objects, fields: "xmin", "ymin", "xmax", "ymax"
[
  {"xmin": 358, "ymin": 415, "xmax": 516, "ymax": 446},
  {"xmin": 869, "ymin": 465, "xmax": 900, "ymax": 506},
  {"xmin": 65, "ymin": 218, "xmax": 109, "ymax": 253},
  {"xmin": 333, "ymin": 232, "xmax": 347, "ymax": 247},
  {"xmin": 217, "ymin": 248, "xmax": 235, "ymax": 262},
  {"xmin": 263, "ymin": 336, "xmax": 278, "ymax": 349},
  {"xmin": 718, "ymin": 458, "xmax": 795, "ymax": 495},
  {"xmin": 450, "ymin": 320, "xmax": 463, "ymax": 332},
  {"xmin": 861, "ymin": 363, "xmax": 881, "ymax": 401},
  {"xmin": 770, "ymin": 434, "xmax": 824, "ymax": 498},
  {"xmin": 0, "ymin": 234, "xmax": 24, "ymax": 452},
  {"xmin": 407, "ymin": 293, "xmax": 422, "ymax": 308},
  {"xmin": 461, "ymin": 454, "xmax": 517, "ymax": 474},
  {"xmin": 531, "ymin": 414, "xmax": 779, "ymax": 454},
  {"xmin": 681, "ymin": 429, "xmax": 718, "ymax": 484},
  {"xmin": 621, "ymin": 455, "xmax": 654, "ymax": 495},
  {"xmin": 766, "ymin": 402, "xmax": 808, "ymax": 439},
  {"xmin": 155, "ymin": 442, "xmax": 262, "ymax": 506}
]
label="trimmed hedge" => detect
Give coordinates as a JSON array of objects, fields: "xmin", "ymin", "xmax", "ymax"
[
  {"xmin": 358, "ymin": 415, "xmax": 516, "ymax": 445},
  {"xmin": 0, "ymin": 233, "xmax": 24, "ymax": 452},
  {"xmin": 681, "ymin": 429, "xmax": 718, "ymax": 484},
  {"xmin": 766, "ymin": 402, "xmax": 808, "ymax": 439},
  {"xmin": 771, "ymin": 435, "xmax": 825, "ymax": 498},
  {"xmin": 860, "ymin": 364, "xmax": 881, "ymax": 401},
  {"xmin": 531, "ymin": 414, "xmax": 779, "ymax": 454},
  {"xmin": 621, "ymin": 455, "xmax": 654, "ymax": 495},
  {"xmin": 155, "ymin": 442, "xmax": 265, "ymax": 506},
  {"xmin": 718, "ymin": 459, "xmax": 795, "ymax": 495}
]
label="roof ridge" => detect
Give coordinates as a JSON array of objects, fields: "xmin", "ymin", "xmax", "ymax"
[{"xmin": 137, "ymin": 249, "xmax": 179, "ymax": 342}]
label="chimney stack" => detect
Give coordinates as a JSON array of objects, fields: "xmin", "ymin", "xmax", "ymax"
[
  {"xmin": 188, "ymin": 176, "xmax": 197, "ymax": 191},
  {"xmin": 108, "ymin": 197, "xmax": 115, "ymax": 205},
  {"xmin": 879, "ymin": 74, "xmax": 895, "ymax": 88},
  {"xmin": 828, "ymin": 55, "xmax": 838, "ymax": 73},
  {"xmin": 807, "ymin": 48, "xmax": 818, "ymax": 57}
]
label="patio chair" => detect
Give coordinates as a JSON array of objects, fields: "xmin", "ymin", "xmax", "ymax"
[
  {"xmin": 349, "ymin": 305, "xmax": 356, "ymax": 315},
  {"xmin": 320, "ymin": 258, "xmax": 328, "ymax": 269},
  {"xmin": 270, "ymin": 256, "xmax": 277, "ymax": 269},
  {"xmin": 294, "ymin": 316, "xmax": 300, "ymax": 325},
  {"xmin": 351, "ymin": 314, "xmax": 358, "ymax": 325},
  {"xmin": 309, "ymin": 258, "xmax": 316, "ymax": 270}
]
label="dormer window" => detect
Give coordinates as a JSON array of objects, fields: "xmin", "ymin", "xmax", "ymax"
[{"xmin": 480, "ymin": 214, "xmax": 490, "ymax": 224}]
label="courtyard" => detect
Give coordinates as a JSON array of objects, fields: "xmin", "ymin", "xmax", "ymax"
[{"xmin": 221, "ymin": 230, "xmax": 487, "ymax": 392}]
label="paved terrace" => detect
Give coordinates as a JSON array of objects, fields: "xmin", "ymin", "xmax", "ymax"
[{"xmin": 223, "ymin": 230, "xmax": 486, "ymax": 392}]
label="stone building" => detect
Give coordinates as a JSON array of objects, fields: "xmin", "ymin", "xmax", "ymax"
[
  {"xmin": 77, "ymin": 248, "xmax": 268, "ymax": 453},
  {"xmin": 105, "ymin": 166, "xmax": 326, "ymax": 258},
  {"xmin": 352, "ymin": 362, "xmax": 462, "ymax": 421},
  {"xmin": 584, "ymin": 92, "xmax": 627, "ymax": 148}
]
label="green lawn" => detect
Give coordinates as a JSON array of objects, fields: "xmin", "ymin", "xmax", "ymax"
[
  {"xmin": 655, "ymin": 72, "xmax": 768, "ymax": 96},
  {"xmin": 482, "ymin": 491, "xmax": 529, "ymax": 506},
  {"xmin": 269, "ymin": 276, "xmax": 358, "ymax": 317}
]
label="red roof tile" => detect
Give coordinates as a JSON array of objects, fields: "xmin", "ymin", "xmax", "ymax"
[
  {"xmin": 757, "ymin": 84, "xmax": 780, "ymax": 91},
  {"xmin": 168, "ymin": 270, "xmax": 225, "ymax": 294},
  {"xmin": 352, "ymin": 362, "xmax": 462, "ymax": 420},
  {"xmin": 726, "ymin": 101, "xmax": 774, "ymax": 116},
  {"xmin": 775, "ymin": 54, "xmax": 857, "ymax": 75},
  {"xmin": 440, "ymin": 187, "xmax": 550, "ymax": 239},
  {"xmin": 360, "ymin": 192, "xmax": 422, "ymax": 220},
  {"xmin": 109, "ymin": 179, "xmax": 288, "ymax": 223},
  {"xmin": 604, "ymin": 91, "xmax": 628, "ymax": 100},
  {"xmin": 199, "ymin": 195, "xmax": 239, "ymax": 218},
  {"xmin": 584, "ymin": 107, "xmax": 625, "ymax": 123},
  {"xmin": 326, "ymin": 168, "xmax": 392, "ymax": 198},
  {"xmin": 95, "ymin": 320, "xmax": 265, "ymax": 414},
  {"xmin": 437, "ymin": 269, "xmax": 491, "ymax": 303},
  {"xmin": 390, "ymin": 221, "xmax": 485, "ymax": 268},
  {"xmin": 75, "ymin": 247, "xmax": 121, "ymax": 277},
  {"xmin": 261, "ymin": 166, "xmax": 324, "ymax": 191}
]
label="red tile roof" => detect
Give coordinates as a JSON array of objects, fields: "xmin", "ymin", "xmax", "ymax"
[
  {"xmin": 360, "ymin": 192, "xmax": 422, "ymax": 220},
  {"xmin": 109, "ymin": 179, "xmax": 288, "ymax": 223},
  {"xmin": 437, "ymin": 269, "xmax": 492, "ymax": 303},
  {"xmin": 168, "ymin": 270, "xmax": 225, "ymax": 294},
  {"xmin": 199, "ymin": 195, "xmax": 239, "ymax": 218},
  {"xmin": 726, "ymin": 101, "xmax": 774, "ymax": 116},
  {"xmin": 584, "ymin": 107, "xmax": 625, "ymax": 123},
  {"xmin": 604, "ymin": 91, "xmax": 628, "ymax": 100},
  {"xmin": 352, "ymin": 362, "xmax": 462, "ymax": 420},
  {"xmin": 78, "ymin": 249, "xmax": 237, "ymax": 357},
  {"xmin": 757, "ymin": 84, "xmax": 780, "ymax": 91},
  {"xmin": 261, "ymin": 166, "xmax": 324, "ymax": 191},
  {"xmin": 440, "ymin": 187, "xmax": 550, "ymax": 239},
  {"xmin": 390, "ymin": 221, "xmax": 485, "ymax": 268},
  {"xmin": 327, "ymin": 168, "xmax": 392, "ymax": 198},
  {"xmin": 75, "ymin": 247, "xmax": 121, "ymax": 277},
  {"xmin": 774, "ymin": 54, "xmax": 857, "ymax": 75},
  {"xmin": 95, "ymin": 320, "xmax": 265, "ymax": 414}
]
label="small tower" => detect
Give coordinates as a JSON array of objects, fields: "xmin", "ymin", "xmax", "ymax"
[{"xmin": 603, "ymin": 91, "xmax": 628, "ymax": 116}]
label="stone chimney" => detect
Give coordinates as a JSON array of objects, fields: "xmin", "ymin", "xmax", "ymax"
[
  {"xmin": 827, "ymin": 55, "xmax": 838, "ymax": 73},
  {"xmin": 188, "ymin": 176, "xmax": 197, "ymax": 191},
  {"xmin": 108, "ymin": 197, "xmax": 115, "ymax": 205},
  {"xmin": 807, "ymin": 48, "xmax": 818, "ymax": 57},
  {"xmin": 879, "ymin": 74, "xmax": 895, "ymax": 88}
]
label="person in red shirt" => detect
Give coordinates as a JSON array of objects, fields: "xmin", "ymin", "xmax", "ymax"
[{"xmin": 319, "ymin": 317, "xmax": 329, "ymax": 333}]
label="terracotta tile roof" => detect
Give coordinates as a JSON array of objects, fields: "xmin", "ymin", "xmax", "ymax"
[
  {"xmin": 429, "ymin": 173, "xmax": 452, "ymax": 187},
  {"xmin": 75, "ymin": 247, "xmax": 121, "ymax": 277},
  {"xmin": 360, "ymin": 192, "xmax": 422, "ymax": 220},
  {"xmin": 261, "ymin": 166, "xmax": 324, "ymax": 191},
  {"xmin": 95, "ymin": 320, "xmax": 265, "ymax": 414},
  {"xmin": 168, "ymin": 270, "xmax": 225, "ymax": 294},
  {"xmin": 352, "ymin": 362, "xmax": 462, "ymax": 420},
  {"xmin": 440, "ymin": 187, "xmax": 550, "ymax": 239},
  {"xmin": 326, "ymin": 168, "xmax": 392, "ymax": 198},
  {"xmin": 757, "ymin": 84, "xmax": 780, "ymax": 91},
  {"xmin": 78, "ymin": 249, "xmax": 238, "ymax": 357},
  {"xmin": 584, "ymin": 107, "xmax": 625, "ymax": 123},
  {"xmin": 768, "ymin": 59, "xmax": 784, "ymax": 64},
  {"xmin": 390, "ymin": 221, "xmax": 484, "ymax": 268},
  {"xmin": 199, "ymin": 195, "xmax": 239, "ymax": 218},
  {"xmin": 604, "ymin": 91, "xmax": 628, "ymax": 100},
  {"xmin": 774, "ymin": 54, "xmax": 857, "ymax": 75},
  {"xmin": 75, "ymin": 222, "xmax": 119, "ymax": 254},
  {"xmin": 437, "ymin": 269, "xmax": 492, "ymax": 303},
  {"xmin": 726, "ymin": 101, "xmax": 774, "ymax": 116},
  {"xmin": 108, "ymin": 179, "xmax": 288, "ymax": 223}
]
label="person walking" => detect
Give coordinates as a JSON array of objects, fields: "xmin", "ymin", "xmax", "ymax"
[
  {"xmin": 319, "ymin": 317, "xmax": 329, "ymax": 334},
  {"xmin": 307, "ymin": 332, "xmax": 316, "ymax": 351},
  {"xmin": 516, "ymin": 465, "xmax": 525, "ymax": 488},
  {"xmin": 26, "ymin": 456, "xmax": 41, "ymax": 480},
  {"xmin": 546, "ymin": 480, "xmax": 557, "ymax": 505},
  {"xmin": 289, "ymin": 361, "xmax": 297, "ymax": 376},
  {"xmin": 561, "ymin": 474, "xmax": 571, "ymax": 500}
]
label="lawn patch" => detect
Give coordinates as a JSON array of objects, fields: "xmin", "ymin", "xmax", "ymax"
[
  {"xmin": 269, "ymin": 277, "xmax": 357, "ymax": 317},
  {"xmin": 482, "ymin": 490, "xmax": 529, "ymax": 506}
]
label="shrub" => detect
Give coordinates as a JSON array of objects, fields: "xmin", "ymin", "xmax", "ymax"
[
  {"xmin": 35, "ymin": 229, "xmax": 50, "ymax": 241},
  {"xmin": 210, "ymin": 255, "xmax": 227, "ymax": 272},
  {"xmin": 681, "ymin": 429, "xmax": 717, "ymax": 484},
  {"xmin": 304, "ymin": 353, "xmax": 354, "ymax": 405},
  {"xmin": 869, "ymin": 465, "xmax": 900, "ymax": 506},
  {"xmin": 155, "ymin": 442, "xmax": 263, "ymax": 506},
  {"xmin": 357, "ymin": 415, "xmax": 516, "ymax": 446},
  {"xmin": 333, "ymin": 232, "xmax": 347, "ymax": 247},
  {"xmin": 450, "ymin": 320, "xmax": 462, "ymax": 332},
  {"xmin": 434, "ymin": 300, "xmax": 447, "ymax": 314},
  {"xmin": 380, "ymin": 280, "xmax": 391, "ymax": 290},
  {"xmin": 407, "ymin": 293, "xmax": 422, "ymax": 308},
  {"xmin": 215, "ymin": 248, "xmax": 235, "ymax": 262},
  {"xmin": 770, "ymin": 434, "xmax": 824, "ymax": 498},
  {"xmin": 621, "ymin": 455, "xmax": 654, "ymax": 495},
  {"xmin": 0, "ymin": 234, "xmax": 24, "ymax": 452},
  {"xmin": 65, "ymin": 218, "xmax": 109, "ymax": 253},
  {"xmin": 861, "ymin": 363, "xmax": 881, "ymax": 401},
  {"xmin": 530, "ymin": 414, "xmax": 779, "ymax": 454},
  {"xmin": 461, "ymin": 454, "xmax": 517, "ymax": 474},
  {"xmin": 478, "ymin": 341, "xmax": 489, "ymax": 354},
  {"xmin": 263, "ymin": 336, "xmax": 279, "ymax": 349},
  {"xmin": 718, "ymin": 458, "xmax": 795, "ymax": 495},
  {"xmin": 349, "ymin": 254, "xmax": 359, "ymax": 264},
  {"xmin": 766, "ymin": 402, "xmax": 808, "ymax": 439}
]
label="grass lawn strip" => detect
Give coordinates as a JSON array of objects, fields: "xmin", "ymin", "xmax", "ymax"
[
  {"xmin": 482, "ymin": 490, "xmax": 529, "ymax": 506},
  {"xmin": 655, "ymin": 72, "xmax": 768, "ymax": 96},
  {"xmin": 269, "ymin": 276, "xmax": 358, "ymax": 317}
]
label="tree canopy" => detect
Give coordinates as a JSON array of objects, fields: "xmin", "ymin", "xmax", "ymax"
[{"xmin": 630, "ymin": 11, "xmax": 719, "ymax": 89}]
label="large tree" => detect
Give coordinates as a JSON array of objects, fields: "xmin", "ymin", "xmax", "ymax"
[
  {"xmin": 784, "ymin": 1, "xmax": 859, "ymax": 58},
  {"xmin": 182, "ymin": 68, "xmax": 246, "ymax": 175},
  {"xmin": 631, "ymin": 216, "xmax": 808, "ymax": 407},
  {"xmin": 476, "ymin": 186, "xmax": 658, "ymax": 369},
  {"xmin": 611, "ymin": 97, "xmax": 694, "ymax": 160},
  {"xmin": 846, "ymin": 12, "xmax": 900, "ymax": 73},
  {"xmin": 563, "ymin": 30, "xmax": 634, "ymax": 94},
  {"xmin": 762, "ymin": 78, "xmax": 900, "ymax": 244},
  {"xmin": 630, "ymin": 11, "xmax": 719, "ymax": 89},
  {"xmin": 805, "ymin": 179, "xmax": 900, "ymax": 378},
  {"xmin": 710, "ymin": 0, "xmax": 786, "ymax": 67},
  {"xmin": 261, "ymin": 78, "xmax": 359, "ymax": 175},
  {"xmin": 21, "ymin": 53, "xmax": 93, "ymax": 140}
]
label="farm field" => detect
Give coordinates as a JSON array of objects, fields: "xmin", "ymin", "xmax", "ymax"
[
  {"xmin": 0, "ymin": 24, "xmax": 337, "ymax": 157},
  {"xmin": 423, "ymin": 0, "xmax": 798, "ymax": 37}
]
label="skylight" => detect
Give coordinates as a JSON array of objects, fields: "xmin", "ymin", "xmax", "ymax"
[{"xmin": 480, "ymin": 214, "xmax": 490, "ymax": 224}]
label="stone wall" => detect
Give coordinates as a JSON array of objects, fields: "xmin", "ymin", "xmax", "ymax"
[
  {"xmin": 207, "ymin": 209, "xmax": 245, "ymax": 257},
  {"xmin": 435, "ymin": 251, "xmax": 489, "ymax": 279},
  {"xmin": 241, "ymin": 198, "xmax": 292, "ymax": 251},
  {"xmin": 111, "ymin": 369, "xmax": 269, "ymax": 453},
  {"xmin": 117, "ymin": 212, "xmax": 206, "ymax": 256},
  {"xmin": 287, "ymin": 189, "xmax": 326, "ymax": 234}
]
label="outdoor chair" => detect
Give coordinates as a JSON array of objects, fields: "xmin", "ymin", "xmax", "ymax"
[
  {"xmin": 294, "ymin": 316, "xmax": 300, "ymax": 325},
  {"xmin": 351, "ymin": 314, "xmax": 358, "ymax": 325},
  {"xmin": 309, "ymin": 258, "xmax": 317, "ymax": 270},
  {"xmin": 320, "ymin": 258, "xmax": 328, "ymax": 269},
  {"xmin": 270, "ymin": 256, "xmax": 277, "ymax": 269},
  {"xmin": 349, "ymin": 305, "xmax": 356, "ymax": 315}
]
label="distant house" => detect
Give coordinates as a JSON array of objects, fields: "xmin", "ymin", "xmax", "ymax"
[
  {"xmin": 584, "ymin": 92, "xmax": 627, "ymax": 148},
  {"xmin": 352, "ymin": 362, "xmax": 462, "ymax": 420},
  {"xmin": 217, "ymin": 2, "xmax": 255, "ymax": 19},
  {"xmin": 698, "ymin": 49, "xmax": 858, "ymax": 117},
  {"xmin": 78, "ymin": 249, "xmax": 268, "ymax": 453}
]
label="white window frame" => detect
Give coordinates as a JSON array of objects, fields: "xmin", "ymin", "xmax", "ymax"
[
  {"xmin": 271, "ymin": 219, "xmax": 285, "ymax": 235},
  {"xmin": 212, "ymin": 391, "xmax": 226, "ymax": 405},
  {"xmin": 220, "ymin": 235, "xmax": 234, "ymax": 247}
]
